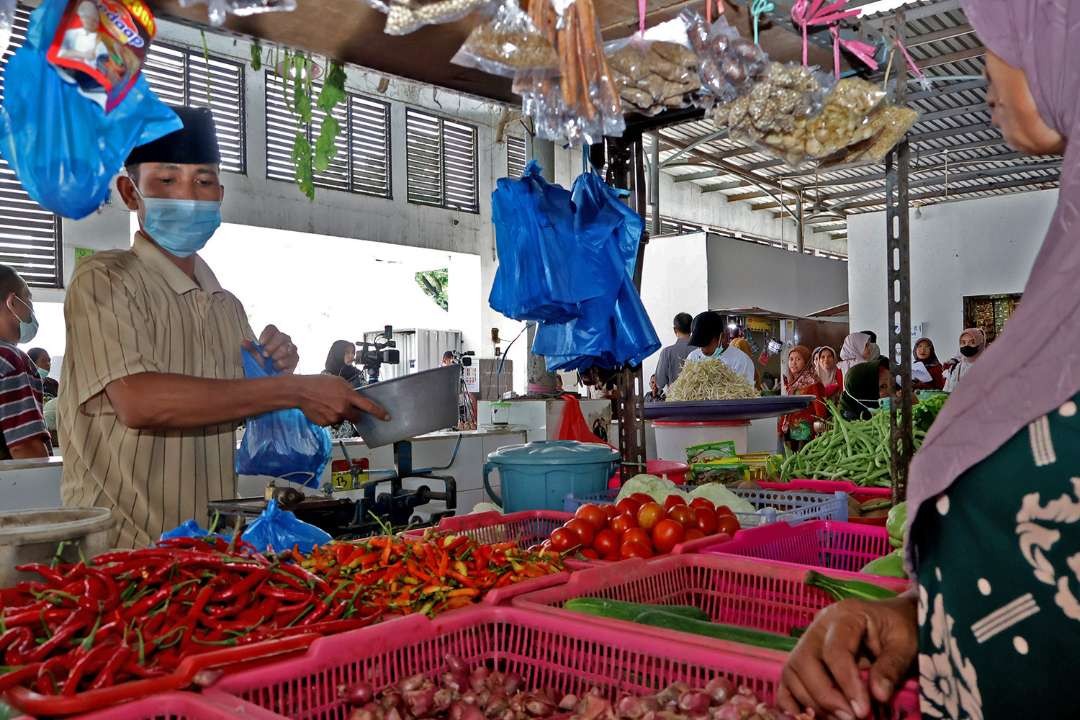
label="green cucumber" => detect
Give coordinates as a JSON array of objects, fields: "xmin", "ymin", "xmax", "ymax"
[
  {"xmin": 631, "ymin": 610, "xmax": 798, "ymax": 652},
  {"xmin": 563, "ymin": 597, "xmax": 709, "ymax": 623},
  {"xmin": 805, "ymin": 570, "xmax": 899, "ymax": 602}
]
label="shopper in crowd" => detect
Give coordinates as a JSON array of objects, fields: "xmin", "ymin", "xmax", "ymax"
[
  {"xmin": 912, "ymin": 337, "xmax": 946, "ymax": 391},
  {"xmin": 645, "ymin": 374, "xmax": 664, "ymax": 402},
  {"xmin": 729, "ymin": 336, "xmax": 760, "ymax": 388},
  {"xmin": 838, "ymin": 357, "xmax": 891, "ymax": 422},
  {"xmin": 27, "ymin": 348, "xmax": 60, "ymax": 399},
  {"xmin": 781, "ymin": 2, "xmax": 1076, "ymax": 716},
  {"xmin": 778, "ymin": 345, "xmax": 824, "ymax": 448},
  {"xmin": 324, "ymin": 340, "xmax": 362, "ymax": 386},
  {"xmin": 686, "ymin": 311, "xmax": 756, "ymax": 386},
  {"xmin": 0, "ymin": 266, "xmax": 51, "ymax": 460},
  {"xmin": 942, "ymin": 327, "xmax": 987, "ymax": 393},
  {"xmin": 441, "ymin": 350, "xmax": 455, "ymax": 367},
  {"xmin": 654, "ymin": 312, "xmax": 694, "ymax": 392},
  {"xmin": 58, "ymin": 107, "xmax": 387, "ymax": 549},
  {"xmin": 837, "ymin": 332, "xmax": 872, "ymax": 375},
  {"xmin": 813, "ymin": 346, "xmax": 843, "ymax": 400}
]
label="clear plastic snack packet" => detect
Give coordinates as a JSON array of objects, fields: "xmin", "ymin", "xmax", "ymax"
[
  {"xmin": 384, "ymin": 0, "xmax": 495, "ymax": 36},
  {"xmin": 452, "ymin": 0, "xmax": 558, "ymax": 78},
  {"xmin": 816, "ymin": 104, "xmax": 919, "ymax": 169},
  {"xmin": 178, "ymin": 0, "xmax": 296, "ymax": 26},
  {"xmin": 681, "ymin": 8, "xmax": 767, "ymax": 107},
  {"xmin": 604, "ymin": 34, "xmax": 700, "ymax": 116}
]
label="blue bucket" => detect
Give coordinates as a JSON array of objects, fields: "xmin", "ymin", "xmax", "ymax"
[{"xmin": 482, "ymin": 441, "xmax": 620, "ymax": 512}]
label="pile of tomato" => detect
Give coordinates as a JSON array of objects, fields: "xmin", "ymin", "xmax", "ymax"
[{"xmin": 543, "ymin": 494, "xmax": 742, "ymax": 561}]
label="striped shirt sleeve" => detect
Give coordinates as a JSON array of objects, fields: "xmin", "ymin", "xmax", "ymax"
[
  {"xmin": 0, "ymin": 347, "xmax": 49, "ymax": 450},
  {"xmin": 65, "ymin": 264, "xmax": 162, "ymax": 409}
]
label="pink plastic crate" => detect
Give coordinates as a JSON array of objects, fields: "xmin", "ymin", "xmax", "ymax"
[
  {"xmin": 513, "ymin": 553, "xmax": 909, "ymax": 646},
  {"xmin": 211, "ymin": 605, "xmax": 919, "ymax": 719},
  {"xmin": 701, "ymin": 520, "xmax": 894, "ymax": 574},
  {"xmin": 13, "ymin": 691, "xmax": 286, "ymax": 720}
]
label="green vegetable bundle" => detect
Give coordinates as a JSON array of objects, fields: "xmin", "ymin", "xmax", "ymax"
[{"xmin": 779, "ymin": 404, "xmax": 927, "ymax": 487}]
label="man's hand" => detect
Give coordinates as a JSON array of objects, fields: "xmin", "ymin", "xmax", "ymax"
[
  {"xmin": 291, "ymin": 375, "xmax": 390, "ymax": 427},
  {"xmin": 246, "ymin": 325, "xmax": 299, "ymax": 374},
  {"xmin": 778, "ymin": 596, "xmax": 918, "ymax": 720}
]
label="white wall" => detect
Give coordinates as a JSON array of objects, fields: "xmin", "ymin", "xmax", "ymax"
[
  {"xmin": 705, "ymin": 234, "xmax": 849, "ymax": 317},
  {"xmin": 640, "ymin": 233, "xmax": 711, "ymax": 384},
  {"xmin": 847, "ymin": 189, "xmax": 1058, "ymax": 358}
]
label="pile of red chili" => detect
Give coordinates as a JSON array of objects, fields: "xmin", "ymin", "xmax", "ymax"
[{"xmin": 0, "ymin": 533, "xmax": 562, "ymax": 699}]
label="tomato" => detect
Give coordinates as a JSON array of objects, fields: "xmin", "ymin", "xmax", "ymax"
[
  {"xmin": 689, "ymin": 497, "xmax": 715, "ymax": 512},
  {"xmin": 620, "ymin": 540, "xmax": 653, "ymax": 560},
  {"xmin": 663, "ymin": 495, "xmax": 686, "ymax": 511},
  {"xmin": 549, "ymin": 528, "xmax": 575, "ymax": 552},
  {"xmin": 610, "ymin": 512, "xmax": 636, "ymax": 535},
  {"xmin": 615, "ymin": 498, "xmax": 642, "ymax": 517},
  {"xmin": 684, "ymin": 528, "xmax": 706, "ymax": 541},
  {"xmin": 621, "ymin": 527, "xmax": 650, "ymax": 548},
  {"xmin": 580, "ymin": 548, "xmax": 600, "ymax": 560},
  {"xmin": 651, "ymin": 519, "xmax": 686, "ymax": 554},
  {"xmin": 575, "ymin": 504, "xmax": 606, "ymax": 529},
  {"xmin": 637, "ymin": 502, "xmax": 665, "ymax": 531},
  {"xmin": 564, "ymin": 519, "xmax": 596, "ymax": 547},
  {"xmin": 716, "ymin": 515, "xmax": 741, "ymax": 537},
  {"xmin": 667, "ymin": 505, "xmax": 696, "ymax": 527},
  {"xmin": 715, "ymin": 505, "xmax": 735, "ymax": 518},
  {"xmin": 630, "ymin": 493, "xmax": 654, "ymax": 506},
  {"xmin": 602, "ymin": 504, "xmax": 618, "ymax": 522},
  {"xmin": 693, "ymin": 506, "xmax": 718, "ymax": 535},
  {"xmin": 593, "ymin": 528, "xmax": 619, "ymax": 558}
]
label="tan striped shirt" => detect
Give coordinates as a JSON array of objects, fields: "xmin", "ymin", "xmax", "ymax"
[{"xmin": 59, "ymin": 233, "xmax": 255, "ymax": 548}]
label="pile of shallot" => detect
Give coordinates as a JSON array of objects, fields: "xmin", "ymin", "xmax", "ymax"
[
  {"xmin": 340, "ymin": 659, "xmax": 811, "ymax": 720},
  {"xmin": 568, "ymin": 680, "xmax": 812, "ymax": 720}
]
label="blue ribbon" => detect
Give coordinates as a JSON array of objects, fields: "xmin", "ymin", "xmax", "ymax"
[{"xmin": 751, "ymin": 0, "xmax": 775, "ymax": 45}]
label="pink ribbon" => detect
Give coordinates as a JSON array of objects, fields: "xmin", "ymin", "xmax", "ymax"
[
  {"xmin": 706, "ymin": 0, "xmax": 723, "ymax": 24},
  {"xmin": 790, "ymin": 0, "xmax": 862, "ymax": 67},
  {"xmin": 830, "ymin": 26, "xmax": 879, "ymax": 77},
  {"xmin": 894, "ymin": 36, "xmax": 926, "ymax": 82},
  {"xmin": 638, "ymin": 0, "xmax": 646, "ymax": 34}
]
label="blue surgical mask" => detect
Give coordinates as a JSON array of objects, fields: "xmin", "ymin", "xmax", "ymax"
[
  {"xmin": 134, "ymin": 187, "xmax": 221, "ymax": 258},
  {"xmin": 37, "ymin": 367, "xmax": 49, "ymax": 380},
  {"xmin": 9, "ymin": 296, "xmax": 38, "ymax": 344}
]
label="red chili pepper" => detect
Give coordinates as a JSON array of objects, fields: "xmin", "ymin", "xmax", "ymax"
[
  {"xmin": 61, "ymin": 642, "xmax": 115, "ymax": 695},
  {"xmin": 22, "ymin": 609, "xmax": 92, "ymax": 663},
  {"xmin": 89, "ymin": 645, "xmax": 132, "ymax": 690},
  {"xmin": 260, "ymin": 586, "xmax": 312, "ymax": 602},
  {"xmin": 214, "ymin": 568, "xmax": 269, "ymax": 602},
  {"xmin": 35, "ymin": 656, "xmax": 67, "ymax": 696},
  {"xmin": 15, "ymin": 563, "xmax": 66, "ymax": 585},
  {"xmin": 0, "ymin": 663, "xmax": 43, "ymax": 693}
]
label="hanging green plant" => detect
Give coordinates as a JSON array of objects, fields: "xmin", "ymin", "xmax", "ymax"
[
  {"xmin": 313, "ymin": 61, "xmax": 346, "ymax": 173},
  {"xmin": 250, "ymin": 39, "xmax": 262, "ymax": 71},
  {"xmin": 292, "ymin": 133, "xmax": 315, "ymax": 200},
  {"xmin": 317, "ymin": 61, "xmax": 346, "ymax": 111},
  {"xmin": 291, "ymin": 53, "xmax": 312, "ymax": 126}
]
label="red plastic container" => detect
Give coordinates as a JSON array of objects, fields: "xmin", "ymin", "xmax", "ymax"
[
  {"xmin": 513, "ymin": 553, "xmax": 908, "ymax": 647},
  {"xmin": 759, "ymin": 479, "xmax": 892, "ymax": 526},
  {"xmin": 700, "ymin": 520, "xmax": 894, "ymax": 574},
  {"xmin": 210, "ymin": 605, "xmax": 919, "ymax": 719}
]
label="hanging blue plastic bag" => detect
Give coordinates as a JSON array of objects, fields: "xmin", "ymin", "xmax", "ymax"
[
  {"xmin": 235, "ymin": 347, "xmax": 332, "ymax": 489},
  {"xmin": 160, "ymin": 519, "xmax": 229, "ymax": 543},
  {"xmin": 240, "ymin": 500, "xmax": 331, "ymax": 554},
  {"xmin": 489, "ymin": 161, "xmax": 600, "ymax": 322},
  {"xmin": 0, "ymin": 0, "xmax": 181, "ymax": 219}
]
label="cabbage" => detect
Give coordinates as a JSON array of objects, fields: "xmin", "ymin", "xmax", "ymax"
[
  {"xmin": 470, "ymin": 502, "xmax": 503, "ymax": 515},
  {"xmin": 886, "ymin": 502, "xmax": 907, "ymax": 549},
  {"xmin": 689, "ymin": 483, "xmax": 755, "ymax": 515},
  {"xmin": 861, "ymin": 549, "xmax": 906, "ymax": 578},
  {"xmin": 614, "ymin": 474, "xmax": 687, "ymax": 505}
]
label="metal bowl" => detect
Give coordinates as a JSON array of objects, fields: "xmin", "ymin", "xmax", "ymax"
[{"xmin": 351, "ymin": 365, "xmax": 461, "ymax": 447}]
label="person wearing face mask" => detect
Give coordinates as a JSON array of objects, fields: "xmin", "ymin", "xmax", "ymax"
[
  {"xmin": 685, "ymin": 311, "xmax": 756, "ymax": 386},
  {"xmin": 0, "ymin": 267, "xmax": 51, "ymax": 459},
  {"xmin": 27, "ymin": 348, "xmax": 59, "ymax": 399},
  {"xmin": 58, "ymin": 106, "xmax": 389, "ymax": 549},
  {"xmin": 942, "ymin": 328, "xmax": 987, "ymax": 393}
]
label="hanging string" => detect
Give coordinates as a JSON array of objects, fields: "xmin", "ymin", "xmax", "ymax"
[
  {"xmin": 751, "ymin": 0, "xmax": 775, "ymax": 45},
  {"xmin": 705, "ymin": 0, "xmax": 723, "ymax": 24},
  {"xmin": 790, "ymin": 0, "xmax": 862, "ymax": 69},
  {"xmin": 894, "ymin": 36, "xmax": 929, "ymax": 89},
  {"xmin": 638, "ymin": 0, "xmax": 647, "ymax": 34}
]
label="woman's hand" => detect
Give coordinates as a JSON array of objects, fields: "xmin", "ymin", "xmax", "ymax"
[{"xmin": 778, "ymin": 595, "xmax": 918, "ymax": 720}]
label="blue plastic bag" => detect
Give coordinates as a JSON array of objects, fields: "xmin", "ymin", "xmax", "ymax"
[
  {"xmin": 160, "ymin": 519, "xmax": 227, "ymax": 542},
  {"xmin": 235, "ymin": 347, "xmax": 332, "ymax": 489},
  {"xmin": 0, "ymin": 0, "xmax": 181, "ymax": 219},
  {"xmin": 240, "ymin": 500, "xmax": 331, "ymax": 554},
  {"xmin": 532, "ymin": 171, "xmax": 660, "ymax": 371},
  {"xmin": 489, "ymin": 161, "xmax": 600, "ymax": 322}
]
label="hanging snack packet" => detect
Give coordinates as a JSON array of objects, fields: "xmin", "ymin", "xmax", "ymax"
[
  {"xmin": 605, "ymin": 36, "xmax": 700, "ymax": 116},
  {"xmin": 452, "ymin": 0, "xmax": 558, "ymax": 78},
  {"xmin": 384, "ymin": 0, "xmax": 496, "ymax": 36},
  {"xmin": 45, "ymin": 0, "xmax": 155, "ymax": 113},
  {"xmin": 682, "ymin": 9, "xmax": 767, "ymax": 107}
]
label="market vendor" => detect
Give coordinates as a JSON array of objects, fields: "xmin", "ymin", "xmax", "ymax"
[
  {"xmin": 779, "ymin": 1, "xmax": 1077, "ymax": 717},
  {"xmin": 58, "ymin": 106, "xmax": 388, "ymax": 548},
  {"xmin": 0, "ymin": 267, "xmax": 51, "ymax": 460},
  {"xmin": 685, "ymin": 311, "xmax": 756, "ymax": 386}
]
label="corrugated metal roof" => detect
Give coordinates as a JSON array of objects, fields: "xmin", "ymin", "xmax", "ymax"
[{"xmin": 652, "ymin": 0, "xmax": 1061, "ymax": 248}]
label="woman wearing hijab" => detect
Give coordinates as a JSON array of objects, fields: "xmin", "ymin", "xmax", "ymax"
[
  {"xmin": 912, "ymin": 337, "xmax": 946, "ymax": 391},
  {"xmin": 778, "ymin": 345, "xmax": 824, "ymax": 448},
  {"xmin": 780, "ymin": 2, "xmax": 1077, "ymax": 717},
  {"xmin": 324, "ymin": 340, "xmax": 361, "ymax": 386},
  {"xmin": 813, "ymin": 346, "xmax": 843, "ymax": 400},
  {"xmin": 942, "ymin": 328, "xmax": 986, "ymax": 393},
  {"xmin": 838, "ymin": 358, "xmax": 892, "ymax": 422},
  {"xmin": 837, "ymin": 332, "xmax": 872, "ymax": 376}
]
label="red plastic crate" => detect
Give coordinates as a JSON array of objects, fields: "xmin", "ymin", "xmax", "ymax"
[
  {"xmin": 701, "ymin": 520, "xmax": 895, "ymax": 574},
  {"xmin": 513, "ymin": 553, "xmax": 909, "ymax": 646},
  {"xmin": 211, "ymin": 605, "xmax": 919, "ymax": 719},
  {"xmin": 13, "ymin": 691, "xmax": 285, "ymax": 720}
]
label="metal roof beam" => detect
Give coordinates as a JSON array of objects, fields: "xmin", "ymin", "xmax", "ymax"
[
  {"xmin": 862, "ymin": 0, "xmax": 962, "ymax": 27},
  {"xmin": 906, "ymin": 78, "xmax": 985, "ymax": 102},
  {"xmin": 909, "ymin": 121, "xmax": 992, "ymax": 142},
  {"xmin": 672, "ymin": 169, "xmax": 736, "ymax": 183},
  {"xmin": 828, "ymin": 160, "xmax": 1061, "ymax": 204},
  {"xmin": 906, "ymin": 23, "xmax": 974, "ymax": 48},
  {"xmin": 914, "ymin": 102, "xmax": 987, "ymax": 124},
  {"xmin": 726, "ymin": 190, "xmax": 771, "ymax": 203},
  {"xmin": 835, "ymin": 170, "xmax": 1060, "ymax": 210},
  {"xmin": 698, "ymin": 180, "xmax": 745, "ymax": 192},
  {"xmin": 917, "ymin": 46, "xmax": 985, "ymax": 70}
]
